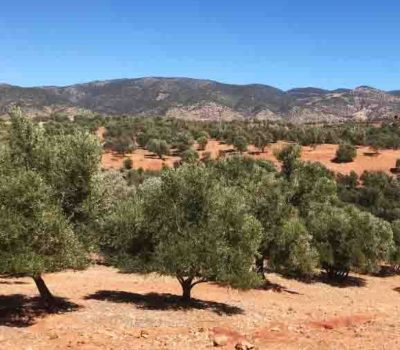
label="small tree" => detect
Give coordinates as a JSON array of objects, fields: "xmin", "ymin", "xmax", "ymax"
[
  {"xmin": 123, "ymin": 158, "xmax": 133, "ymax": 170},
  {"xmin": 254, "ymin": 132, "xmax": 272, "ymax": 153},
  {"xmin": 275, "ymin": 143, "xmax": 301, "ymax": 179},
  {"xmin": 307, "ymin": 204, "xmax": 393, "ymax": 279},
  {"xmin": 0, "ymin": 109, "xmax": 101, "ymax": 303},
  {"xmin": 181, "ymin": 148, "xmax": 199, "ymax": 163},
  {"xmin": 102, "ymin": 165, "xmax": 263, "ymax": 301},
  {"xmin": 197, "ymin": 136, "xmax": 208, "ymax": 151},
  {"xmin": 250, "ymin": 174, "xmax": 317, "ymax": 278},
  {"xmin": 113, "ymin": 134, "xmax": 135, "ymax": 155},
  {"xmin": 233, "ymin": 135, "xmax": 248, "ymax": 153},
  {"xmin": 335, "ymin": 143, "xmax": 357, "ymax": 163},
  {"xmin": 146, "ymin": 139, "xmax": 170, "ymax": 159},
  {"xmin": 175, "ymin": 133, "xmax": 194, "ymax": 153},
  {"xmin": 0, "ymin": 170, "xmax": 87, "ymax": 305}
]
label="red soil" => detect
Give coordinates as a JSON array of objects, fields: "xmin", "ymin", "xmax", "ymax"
[
  {"xmin": 101, "ymin": 139, "xmax": 400, "ymax": 176},
  {"xmin": 0, "ymin": 265, "xmax": 399, "ymax": 349}
]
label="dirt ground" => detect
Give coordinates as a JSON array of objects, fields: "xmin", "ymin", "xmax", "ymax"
[
  {"xmin": 101, "ymin": 140, "xmax": 400, "ymax": 176},
  {"xmin": 0, "ymin": 265, "xmax": 399, "ymax": 349}
]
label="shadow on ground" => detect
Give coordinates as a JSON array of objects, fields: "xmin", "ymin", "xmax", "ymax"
[
  {"xmin": 394, "ymin": 287, "xmax": 400, "ymax": 294},
  {"xmin": 257, "ymin": 281, "xmax": 302, "ymax": 295},
  {"xmin": 0, "ymin": 294, "xmax": 81, "ymax": 327},
  {"xmin": 0, "ymin": 280, "xmax": 29, "ymax": 285},
  {"xmin": 85, "ymin": 290, "xmax": 244, "ymax": 316},
  {"xmin": 317, "ymin": 273, "xmax": 367, "ymax": 288},
  {"xmin": 373, "ymin": 265, "xmax": 400, "ymax": 278},
  {"xmin": 273, "ymin": 271, "xmax": 367, "ymax": 288}
]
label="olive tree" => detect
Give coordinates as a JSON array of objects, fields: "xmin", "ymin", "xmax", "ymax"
[
  {"xmin": 307, "ymin": 204, "xmax": 394, "ymax": 279},
  {"xmin": 180, "ymin": 148, "xmax": 199, "ymax": 163},
  {"xmin": 253, "ymin": 131, "xmax": 272, "ymax": 153},
  {"xmin": 0, "ymin": 169, "xmax": 86, "ymax": 305},
  {"xmin": 102, "ymin": 165, "xmax": 263, "ymax": 301},
  {"xmin": 249, "ymin": 174, "xmax": 317, "ymax": 278},
  {"xmin": 197, "ymin": 136, "xmax": 208, "ymax": 151},
  {"xmin": 275, "ymin": 143, "xmax": 301, "ymax": 179},
  {"xmin": 146, "ymin": 139, "xmax": 170, "ymax": 159},
  {"xmin": 233, "ymin": 135, "xmax": 248, "ymax": 153},
  {"xmin": 0, "ymin": 109, "xmax": 101, "ymax": 303},
  {"xmin": 335, "ymin": 143, "xmax": 357, "ymax": 163}
]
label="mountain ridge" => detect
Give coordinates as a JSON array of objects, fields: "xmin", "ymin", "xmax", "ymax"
[{"xmin": 1, "ymin": 77, "xmax": 399, "ymax": 122}]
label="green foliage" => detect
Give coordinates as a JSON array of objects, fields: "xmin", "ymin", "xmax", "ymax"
[
  {"xmin": 233, "ymin": 135, "xmax": 248, "ymax": 153},
  {"xmin": 289, "ymin": 162, "xmax": 337, "ymax": 215},
  {"xmin": 175, "ymin": 132, "xmax": 194, "ymax": 153},
  {"xmin": 275, "ymin": 143, "xmax": 301, "ymax": 179},
  {"xmin": 0, "ymin": 110, "xmax": 101, "ymax": 301},
  {"xmin": 197, "ymin": 135, "xmax": 208, "ymax": 150},
  {"xmin": 335, "ymin": 143, "xmax": 357, "ymax": 163},
  {"xmin": 0, "ymin": 170, "xmax": 87, "ymax": 276},
  {"xmin": 249, "ymin": 174, "xmax": 317, "ymax": 277},
  {"xmin": 180, "ymin": 148, "xmax": 199, "ymax": 163},
  {"xmin": 123, "ymin": 158, "xmax": 133, "ymax": 170},
  {"xmin": 102, "ymin": 164, "xmax": 263, "ymax": 300},
  {"xmin": 253, "ymin": 131, "xmax": 272, "ymax": 152},
  {"xmin": 146, "ymin": 139, "xmax": 170, "ymax": 159},
  {"xmin": 307, "ymin": 204, "xmax": 393, "ymax": 276},
  {"xmin": 210, "ymin": 155, "xmax": 276, "ymax": 187}
]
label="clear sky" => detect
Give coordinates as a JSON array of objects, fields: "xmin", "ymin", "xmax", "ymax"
[{"xmin": 1, "ymin": 1, "xmax": 399, "ymax": 90}]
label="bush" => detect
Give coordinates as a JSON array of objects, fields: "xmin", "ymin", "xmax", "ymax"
[
  {"xmin": 307, "ymin": 204, "xmax": 393, "ymax": 278},
  {"xmin": 335, "ymin": 143, "xmax": 357, "ymax": 163},
  {"xmin": 146, "ymin": 139, "xmax": 170, "ymax": 159},
  {"xmin": 181, "ymin": 148, "xmax": 199, "ymax": 163},
  {"xmin": 275, "ymin": 143, "xmax": 301, "ymax": 179},
  {"xmin": 197, "ymin": 136, "xmax": 208, "ymax": 150},
  {"xmin": 123, "ymin": 158, "xmax": 133, "ymax": 170},
  {"xmin": 233, "ymin": 135, "xmax": 248, "ymax": 153}
]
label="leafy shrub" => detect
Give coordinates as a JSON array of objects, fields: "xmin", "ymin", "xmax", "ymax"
[{"xmin": 335, "ymin": 143, "xmax": 357, "ymax": 163}]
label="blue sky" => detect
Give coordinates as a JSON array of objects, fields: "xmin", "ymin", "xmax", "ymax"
[{"xmin": 1, "ymin": 1, "xmax": 399, "ymax": 90}]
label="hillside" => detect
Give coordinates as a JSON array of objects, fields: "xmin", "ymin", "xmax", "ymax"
[{"xmin": 1, "ymin": 78, "xmax": 400, "ymax": 122}]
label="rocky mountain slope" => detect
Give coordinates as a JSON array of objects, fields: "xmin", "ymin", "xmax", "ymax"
[{"xmin": 1, "ymin": 78, "xmax": 400, "ymax": 122}]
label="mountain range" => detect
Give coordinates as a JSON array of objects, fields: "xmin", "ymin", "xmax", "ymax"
[{"xmin": 1, "ymin": 77, "xmax": 400, "ymax": 122}]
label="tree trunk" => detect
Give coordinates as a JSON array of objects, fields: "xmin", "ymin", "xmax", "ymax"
[
  {"xmin": 255, "ymin": 256, "xmax": 266, "ymax": 280},
  {"xmin": 33, "ymin": 274, "xmax": 55, "ymax": 306},
  {"xmin": 179, "ymin": 278, "xmax": 193, "ymax": 302}
]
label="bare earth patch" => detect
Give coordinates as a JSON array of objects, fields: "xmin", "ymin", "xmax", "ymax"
[
  {"xmin": 101, "ymin": 140, "xmax": 400, "ymax": 176},
  {"xmin": 0, "ymin": 265, "xmax": 399, "ymax": 349}
]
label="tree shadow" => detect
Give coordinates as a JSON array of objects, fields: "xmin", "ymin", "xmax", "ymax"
[
  {"xmin": 393, "ymin": 287, "xmax": 400, "ymax": 294},
  {"xmin": 0, "ymin": 294, "xmax": 81, "ymax": 328},
  {"xmin": 363, "ymin": 152, "xmax": 379, "ymax": 157},
  {"xmin": 317, "ymin": 273, "xmax": 367, "ymax": 288},
  {"xmin": 85, "ymin": 290, "xmax": 244, "ymax": 316},
  {"xmin": 331, "ymin": 157, "xmax": 354, "ymax": 164},
  {"xmin": 257, "ymin": 281, "xmax": 302, "ymax": 295},
  {"xmin": 0, "ymin": 280, "xmax": 29, "ymax": 285},
  {"xmin": 372, "ymin": 265, "xmax": 400, "ymax": 278},
  {"xmin": 144, "ymin": 154, "xmax": 161, "ymax": 159}
]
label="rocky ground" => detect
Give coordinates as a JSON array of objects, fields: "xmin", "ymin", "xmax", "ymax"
[{"xmin": 0, "ymin": 265, "xmax": 399, "ymax": 349}]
